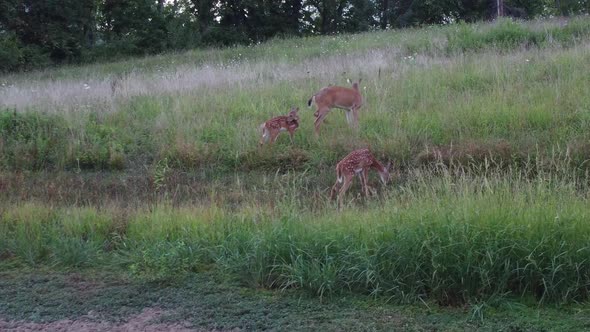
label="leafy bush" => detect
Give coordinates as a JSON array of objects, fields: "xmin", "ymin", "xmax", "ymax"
[
  {"xmin": 0, "ymin": 34, "xmax": 51, "ymax": 72},
  {"xmin": 0, "ymin": 34, "xmax": 24, "ymax": 72}
]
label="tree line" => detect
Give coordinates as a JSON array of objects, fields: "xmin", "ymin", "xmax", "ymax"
[{"xmin": 0, "ymin": 0, "xmax": 588, "ymax": 72}]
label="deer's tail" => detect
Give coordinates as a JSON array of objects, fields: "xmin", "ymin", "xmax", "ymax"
[
  {"xmin": 259, "ymin": 123, "xmax": 268, "ymax": 145},
  {"xmin": 307, "ymin": 95, "xmax": 315, "ymax": 108}
]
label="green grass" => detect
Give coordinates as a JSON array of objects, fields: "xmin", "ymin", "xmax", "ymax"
[
  {"xmin": 0, "ymin": 20, "xmax": 588, "ymax": 173},
  {"xmin": 2, "ymin": 41, "xmax": 590, "ymax": 172},
  {"xmin": 2, "ymin": 269, "xmax": 590, "ymax": 331},
  {"xmin": 3, "ymin": 16, "xmax": 590, "ymax": 326},
  {"xmin": 2, "ymin": 170, "xmax": 590, "ymax": 305}
]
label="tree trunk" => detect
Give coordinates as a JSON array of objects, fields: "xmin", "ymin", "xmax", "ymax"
[
  {"xmin": 320, "ymin": 2, "xmax": 329, "ymax": 34},
  {"xmin": 381, "ymin": 0, "xmax": 389, "ymax": 29},
  {"xmin": 497, "ymin": 0, "xmax": 504, "ymax": 18}
]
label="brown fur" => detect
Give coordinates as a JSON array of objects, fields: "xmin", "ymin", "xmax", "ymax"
[
  {"xmin": 259, "ymin": 107, "xmax": 300, "ymax": 146},
  {"xmin": 330, "ymin": 148, "xmax": 391, "ymax": 210},
  {"xmin": 308, "ymin": 80, "xmax": 363, "ymax": 135}
]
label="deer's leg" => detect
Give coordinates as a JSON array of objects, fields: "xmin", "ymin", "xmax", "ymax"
[
  {"xmin": 355, "ymin": 173, "xmax": 363, "ymax": 195},
  {"xmin": 330, "ymin": 180, "xmax": 340, "ymax": 200},
  {"xmin": 345, "ymin": 110, "xmax": 352, "ymax": 125},
  {"xmin": 315, "ymin": 106, "xmax": 329, "ymax": 125},
  {"xmin": 337, "ymin": 176, "xmax": 353, "ymax": 210},
  {"xmin": 314, "ymin": 108, "xmax": 330, "ymax": 136},
  {"xmin": 288, "ymin": 128, "xmax": 295, "ymax": 144},
  {"xmin": 352, "ymin": 106, "xmax": 360, "ymax": 129},
  {"xmin": 361, "ymin": 169, "xmax": 370, "ymax": 197},
  {"xmin": 270, "ymin": 130, "xmax": 280, "ymax": 144},
  {"xmin": 331, "ymin": 168, "xmax": 344, "ymax": 200}
]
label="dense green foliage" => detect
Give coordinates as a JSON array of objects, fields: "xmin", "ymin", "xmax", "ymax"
[{"xmin": 1, "ymin": 0, "xmax": 589, "ymax": 72}]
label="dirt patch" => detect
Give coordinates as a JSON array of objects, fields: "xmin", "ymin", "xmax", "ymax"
[{"xmin": 0, "ymin": 308, "xmax": 205, "ymax": 332}]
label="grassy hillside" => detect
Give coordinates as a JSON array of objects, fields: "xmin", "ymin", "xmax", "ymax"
[
  {"xmin": 2, "ymin": 17, "xmax": 590, "ymax": 173},
  {"xmin": 3, "ymin": 17, "xmax": 590, "ymax": 317}
]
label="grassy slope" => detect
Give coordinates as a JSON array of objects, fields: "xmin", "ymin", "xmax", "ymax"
[
  {"xmin": 3, "ymin": 17, "xmax": 590, "ymax": 329},
  {"xmin": 2, "ymin": 18, "xmax": 590, "ymax": 172}
]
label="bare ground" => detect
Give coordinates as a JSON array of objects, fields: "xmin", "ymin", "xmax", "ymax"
[{"xmin": 0, "ymin": 308, "xmax": 204, "ymax": 332}]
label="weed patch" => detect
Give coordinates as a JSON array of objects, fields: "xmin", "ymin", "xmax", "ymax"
[{"xmin": 0, "ymin": 109, "xmax": 67, "ymax": 170}]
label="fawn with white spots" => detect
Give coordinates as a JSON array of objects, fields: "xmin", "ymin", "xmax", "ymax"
[
  {"xmin": 330, "ymin": 148, "xmax": 391, "ymax": 209},
  {"xmin": 259, "ymin": 107, "xmax": 300, "ymax": 146},
  {"xmin": 308, "ymin": 79, "xmax": 363, "ymax": 136}
]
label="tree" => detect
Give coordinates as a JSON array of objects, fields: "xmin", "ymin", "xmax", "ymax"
[
  {"xmin": 163, "ymin": 0, "xmax": 202, "ymax": 49},
  {"xmin": 1, "ymin": 0, "xmax": 589, "ymax": 72},
  {"xmin": 187, "ymin": 0, "xmax": 216, "ymax": 35},
  {"xmin": 100, "ymin": 0, "xmax": 168, "ymax": 55},
  {"xmin": 343, "ymin": 0, "xmax": 377, "ymax": 32},
  {"xmin": 379, "ymin": 0, "xmax": 389, "ymax": 29},
  {"xmin": 304, "ymin": 0, "xmax": 350, "ymax": 34},
  {"xmin": 0, "ymin": 0, "xmax": 97, "ymax": 63},
  {"xmin": 555, "ymin": 0, "xmax": 589, "ymax": 15}
]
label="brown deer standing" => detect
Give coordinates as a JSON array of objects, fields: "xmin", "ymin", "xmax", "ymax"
[
  {"xmin": 259, "ymin": 107, "xmax": 300, "ymax": 146},
  {"xmin": 330, "ymin": 148, "xmax": 391, "ymax": 209},
  {"xmin": 307, "ymin": 79, "xmax": 363, "ymax": 136}
]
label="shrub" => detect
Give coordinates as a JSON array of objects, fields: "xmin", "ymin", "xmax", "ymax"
[
  {"xmin": 0, "ymin": 34, "xmax": 24, "ymax": 73},
  {"xmin": 0, "ymin": 33, "xmax": 51, "ymax": 73}
]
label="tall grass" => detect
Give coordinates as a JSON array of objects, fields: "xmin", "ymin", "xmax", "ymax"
[
  {"xmin": 3, "ymin": 16, "xmax": 590, "ymax": 307},
  {"xmin": 2, "ymin": 39, "xmax": 590, "ymax": 172},
  {"xmin": 2, "ymin": 169, "xmax": 590, "ymax": 305}
]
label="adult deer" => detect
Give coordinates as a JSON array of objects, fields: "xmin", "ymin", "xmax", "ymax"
[
  {"xmin": 330, "ymin": 148, "xmax": 391, "ymax": 209},
  {"xmin": 307, "ymin": 79, "xmax": 363, "ymax": 136},
  {"xmin": 259, "ymin": 107, "xmax": 299, "ymax": 146}
]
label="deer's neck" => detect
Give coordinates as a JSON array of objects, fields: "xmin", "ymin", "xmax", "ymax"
[{"xmin": 371, "ymin": 159, "xmax": 386, "ymax": 175}]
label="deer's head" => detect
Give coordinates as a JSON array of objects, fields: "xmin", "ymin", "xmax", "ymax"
[
  {"xmin": 288, "ymin": 107, "xmax": 299, "ymax": 121},
  {"xmin": 380, "ymin": 161, "xmax": 393, "ymax": 185},
  {"xmin": 351, "ymin": 78, "xmax": 362, "ymax": 91}
]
